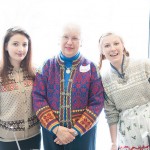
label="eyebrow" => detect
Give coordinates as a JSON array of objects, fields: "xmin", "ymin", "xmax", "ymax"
[
  {"xmin": 103, "ymin": 43, "xmax": 110, "ymax": 45},
  {"xmin": 12, "ymin": 41, "xmax": 27, "ymax": 43}
]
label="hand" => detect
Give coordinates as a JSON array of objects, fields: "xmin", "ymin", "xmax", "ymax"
[
  {"xmin": 111, "ymin": 143, "xmax": 117, "ymax": 150},
  {"xmin": 67, "ymin": 128, "xmax": 78, "ymax": 137},
  {"xmin": 54, "ymin": 137, "xmax": 63, "ymax": 145},
  {"xmin": 54, "ymin": 126, "xmax": 75, "ymax": 145}
]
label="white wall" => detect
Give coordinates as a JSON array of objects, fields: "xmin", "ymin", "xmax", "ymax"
[{"xmin": 0, "ymin": 0, "xmax": 149, "ymax": 149}]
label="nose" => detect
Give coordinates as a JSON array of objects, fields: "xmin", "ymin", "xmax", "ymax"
[
  {"xmin": 111, "ymin": 45, "xmax": 116, "ymax": 51},
  {"xmin": 18, "ymin": 45, "xmax": 24, "ymax": 52},
  {"xmin": 66, "ymin": 38, "xmax": 73, "ymax": 44}
]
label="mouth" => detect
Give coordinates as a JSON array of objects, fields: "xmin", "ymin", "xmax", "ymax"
[
  {"xmin": 65, "ymin": 47, "xmax": 73, "ymax": 51},
  {"xmin": 17, "ymin": 53, "xmax": 24, "ymax": 57},
  {"xmin": 110, "ymin": 53, "xmax": 118, "ymax": 57}
]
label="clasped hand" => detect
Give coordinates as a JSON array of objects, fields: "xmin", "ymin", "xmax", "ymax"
[{"xmin": 53, "ymin": 126, "xmax": 77, "ymax": 145}]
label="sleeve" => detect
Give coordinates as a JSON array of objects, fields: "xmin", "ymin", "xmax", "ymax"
[
  {"xmin": 32, "ymin": 60, "xmax": 59, "ymax": 132},
  {"xmin": 104, "ymin": 92, "xmax": 119, "ymax": 126},
  {"xmin": 73, "ymin": 63, "xmax": 104, "ymax": 135}
]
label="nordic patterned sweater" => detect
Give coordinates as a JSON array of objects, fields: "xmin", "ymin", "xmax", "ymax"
[
  {"xmin": 0, "ymin": 68, "xmax": 40, "ymax": 142},
  {"xmin": 102, "ymin": 57, "xmax": 150, "ymax": 126},
  {"xmin": 32, "ymin": 54, "xmax": 104, "ymax": 135}
]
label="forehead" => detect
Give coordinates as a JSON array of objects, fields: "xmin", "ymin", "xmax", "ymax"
[
  {"xmin": 102, "ymin": 34, "xmax": 122, "ymax": 44},
  {"xmin": 62, "ymin": 25, "xmax": 81, "ymax": 37},
  {"xmin": 9, "ymin": 34, "xmax": 28, "ymax": 42}
]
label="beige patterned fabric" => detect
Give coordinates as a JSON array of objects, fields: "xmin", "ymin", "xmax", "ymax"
[
  {"xmin": 0, "ymin": 68, "xmax": 40, "ymax": 142},
  {"xmin": 102, "ymin": 57, "xmax": 150, "ymax": 125}
]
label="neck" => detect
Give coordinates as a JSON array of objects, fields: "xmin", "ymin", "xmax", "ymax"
[
  {"xmin": 112, "ymin": 62, "xmax": 122, "ymax": 72},
  {"xmin": 111, "ymin": 55, "xmax": 124, "ymax": 72},
  {"xmin": 10, "ymin": 61, "xmax": 21, "ymax": 71},
  {"xmin": 60, "ymin": 52, "xmax": 80, "ymax": 62}
]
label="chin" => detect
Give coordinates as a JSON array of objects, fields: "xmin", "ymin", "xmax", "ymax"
[{"xmin": 65, "ymin": 52, "xmax": 73, "ymax": 56}]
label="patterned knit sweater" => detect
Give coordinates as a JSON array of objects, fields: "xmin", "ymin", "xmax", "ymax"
[
  {"xmin": 0, "ymin": 68, "xmax": 40, "ymax": 142},
  {"xmin": 102, "ymin": 57, "xmax": 150, "ymax": 125},
  {"xmin": 32, "ymin": 54, "xmax": 104, "ymax": 135}
]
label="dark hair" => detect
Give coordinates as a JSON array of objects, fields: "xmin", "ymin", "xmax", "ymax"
[
  {"xmin": 0, "ymin": 27, "xmax": 35, "ymax": 82},
  {"xmin": 98, "ymin": 32, "xmax": 129, "ymax": 69}
]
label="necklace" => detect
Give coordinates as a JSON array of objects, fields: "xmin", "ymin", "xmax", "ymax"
[
  {"xmin": 66, "ymin": 67, "xmax": 71, "ymax": 74},
  {"xmin": 14, "ymin": 69, "xmax": 25, "ymax": 93}
]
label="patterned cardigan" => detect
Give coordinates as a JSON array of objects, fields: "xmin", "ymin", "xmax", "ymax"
[
  {"xmin": 0, "ymin": 68, "xmax": 40, "ymax": 142},
  {"xmin": 32, "ymin": 54, "xmax": 104, "ymax": 135}
]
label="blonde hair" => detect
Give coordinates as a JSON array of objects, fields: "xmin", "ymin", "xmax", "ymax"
[{"xmin": 98, "ymin": 32, "xmax": 129, "ymax": 69}]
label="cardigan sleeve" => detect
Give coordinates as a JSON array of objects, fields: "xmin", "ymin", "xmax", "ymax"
[
  {"xmin": 104, "ymin": 92, "xmax": 119, "ymax": 126},
  {"xmin": 32, "ymin": 60, "xmax": 59, "ymax": 131},
  {"xmin": 73, "ymin": 63, "xmax": 104, "ymax": 135}
]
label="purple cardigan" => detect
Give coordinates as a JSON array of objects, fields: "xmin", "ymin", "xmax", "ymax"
[{"xmin": 32, "ymin": 54, "xmax": 104, "ymax": 135}]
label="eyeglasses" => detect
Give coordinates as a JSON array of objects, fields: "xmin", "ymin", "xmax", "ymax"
[{"xmin": 62, "ymin": 35, "xmax": 80, "ymax": 42}]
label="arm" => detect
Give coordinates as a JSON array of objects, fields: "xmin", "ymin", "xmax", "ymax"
[
  {"xmin": 104, "ymin": 92, "xmax": 119, "ymax": 150},
  {"xmin": 32, "ymin": 60, "xmax": 59, "ymax": 131},
  {"xmin": 73, "ymin": 63, "xmax": 104, "ymax": 135},
  {"xmin": 109, "ymin": 124, "xmax": 118, "ymax": 150},
  {"xmin": 32, "ymin": 60, "xmax": 76, "ymax": 145}
]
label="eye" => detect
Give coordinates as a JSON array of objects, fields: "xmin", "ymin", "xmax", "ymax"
[
  {"xmin": 13, "ymin": 42, "xmax": 19, "ymax": 46},
  {"xmin": 72, "ymin": 37, "xmax": 79, "ymax": 41},
  {"xmin": 114, "ymin": 42, "xmax": 119, "ymax": 46},
  {"xmin": 23, "ymin": 43, "xmax": 28, "ymax": 47},
  {"xmin": 104, "ymin": 44, "xmax": 110, "ymax": 48},
  {"xmin": 62, "ymin": 35, "xmax": 69, "ymax": 40}
]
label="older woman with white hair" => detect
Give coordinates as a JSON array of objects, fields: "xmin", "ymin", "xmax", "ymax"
[{"xmin": 32, "ymin": 23, "xmax": 104, "ymax": 150}]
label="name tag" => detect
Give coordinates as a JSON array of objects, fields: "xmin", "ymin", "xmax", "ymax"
[{"xmin": 79, "ymin": 64, "xmax": 90, "ymax": 72}]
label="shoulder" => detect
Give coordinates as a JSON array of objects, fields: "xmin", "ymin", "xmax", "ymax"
[
  {"xmin": 81, "ymin": 57, "xmax": 98, "ymax": 68},
  {"xmin": 128, "ymin": 57, "xmax": 150, "ymax": 68},
  {"xmin": 81, "ymin": 57, "xmax": 101, "ymax": 77},
  {"xmin": 101, "ymin": 70, "xmax": 111, "ymax": 85},
  {"xmin": 100, "ymin": 61, "xmax": 111, "ymax": 81},
  {"xmin": 34, "ymin": 56, "xmax": 57, "ymax": 74}
]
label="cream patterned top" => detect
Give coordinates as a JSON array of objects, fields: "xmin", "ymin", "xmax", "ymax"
[
  {"xmin": 0, "ymin": 68, "xmax": 40, "ymax": 142},
  {"xmin": 102, "ymin": 57, "xmax": 150, "ymax": 125}
]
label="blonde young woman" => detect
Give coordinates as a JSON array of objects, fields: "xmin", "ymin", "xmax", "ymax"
[{"xmin": 99, "ymin": 32, "xmax": 150, "ymax": 150}]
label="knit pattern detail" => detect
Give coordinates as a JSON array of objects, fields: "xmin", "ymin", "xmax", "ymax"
[
  {"xmin": 0, "ymin": 68, "xmax": 40, "ymax": 141},
  {"xmin": 36, "ymin": 106, "xmax": 59, "ymax": 130},
  {"xmin": 57, "ymin": 55, "xmax": 83, "ymax": 128},
  {"xmin": 32, "ymin": 55, "xmax": 104, "ymax": 134},
  {"xmin": 103, "ymin": 57, "xmax": 150, "ymax": 125}
]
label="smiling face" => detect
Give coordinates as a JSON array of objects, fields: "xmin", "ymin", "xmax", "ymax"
[
  {"xmin": 100, "ymin": 34, "xmax": 124, "ymax": 67},
  {"xmin": 60, "ymin": 24, "xmax": 81, "ymax": 58},
  {"xmin": 6, "ymin": 33, "xmax": 29, "ymax": 68}
]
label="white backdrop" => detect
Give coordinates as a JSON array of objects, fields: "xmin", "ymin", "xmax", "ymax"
[{"xmin": 0, "ymin": 0, "xmax": 149, "ymax": 149}]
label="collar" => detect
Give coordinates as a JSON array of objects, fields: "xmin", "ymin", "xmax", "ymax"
[
  {"xmin": 60, "ymin": 52, "xmax": 80, "ymax": 63},
  {"xmin": 57, "ymin": 52, "xmax": 83, "ymax": 67},
  {"xmin": 110, "ymin": 55, "xmax": 129, "ymax": 78}
]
